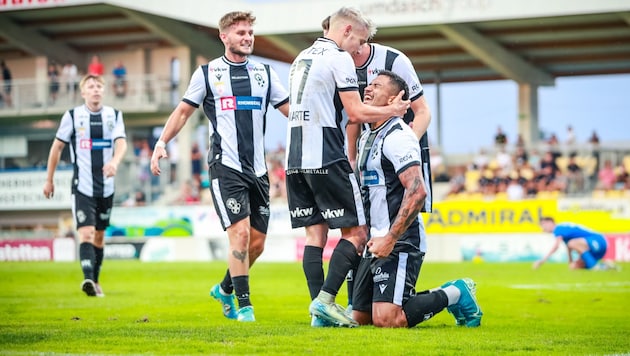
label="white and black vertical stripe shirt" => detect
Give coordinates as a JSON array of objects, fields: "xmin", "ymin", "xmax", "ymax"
[
  {"xmin": 357, "ymin": 117, "xmax": 427, "ymax": 252},
  {"xmin": 182, "ymin": 56, "xmax": 289, "ymax": 177},
  {"xmin": 55, "ymin": 105, "xmax": 126, "ymax": 198},
  {"xmin": 286, "ymin": 37, "xmax": 359, "ymax": 170}
]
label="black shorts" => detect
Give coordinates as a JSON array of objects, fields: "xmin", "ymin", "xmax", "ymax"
[
  {"xmin": 285, "ymin": 160, "xmax": 366, "ymax": 229},
  {"xmin": 353, "ymin": 245, "xmax": 425, "ymax": 312},
  {"xmin": 208, "ymin": 164, "xmax": 270, "ymax": 233},
  {"xmin": 72, "ymin": 191, "xmax": 114, "ymax": 230},
  {"xmin": 419, "ymin": 133, "xmax": 432, "ymax": 213}
]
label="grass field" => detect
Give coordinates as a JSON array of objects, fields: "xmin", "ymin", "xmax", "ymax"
[{"xmin": 1, "ymin": 260, "xmax": 629, "ymax": 355}]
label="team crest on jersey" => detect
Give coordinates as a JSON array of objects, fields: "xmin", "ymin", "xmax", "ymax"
[
  {"xmin": 76, "ymin": 210, "xmax": 86, "ymax": 223},
  {"xmin": 215, "ymin": 82, "xmax": 225, "ymax": 95},
  {"xmin": 254, "ymin": 73, "xmax": 265, "ymax": 87},
  {"xmin": 107, "ymin": 120, "xmax": 114, "ymax": 131},
  {"xmin": 226, "ymin": 198, "xmax": 241, "ymax": 214}
]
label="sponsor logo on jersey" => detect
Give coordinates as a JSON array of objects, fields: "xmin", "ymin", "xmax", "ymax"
[
  {"xmin": 220, "ymin": 96, "xmax": 263, "ymax": 110},
  {"xmin": 399, "ymin": 152, "xmax": 414, "ymax": 164},
  {"xmin": 368, "ymin": 68, "xmax": 384, "ymax": 76},
  {"xmin": 379, "ymin": 283, "xmax": 387, "ymax": 294},
  {"xmin": 361, "ymin": 170, "xmax": 379, "ymax": 186},
  {"xmin": 80, "ymin": 139, "xmax": 112, "ymax": 150},
  {"xmin": 321, "ymin": 208, "xmax": 344, "ymax": 220},
  {"xmin": 373, "ymin": 267, "xmax": 390, "ymax": 283},
  {"xmin": 345, "ymin": 76, "xmax": 357, "ymax": 85},
  {"xmin": 290, "ymin": 207, "xmax": 313, "ymax": 218},
  {"xmin": 208, "ymin": 67, "xmax": 228, "ymax": 73}
]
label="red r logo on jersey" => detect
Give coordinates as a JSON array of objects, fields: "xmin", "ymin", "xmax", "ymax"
[
  {"xmin": 220, "ymin": 96, "xmax": 236, "ymax": 110},
  {"xmin": 80, "ymin": 139, "xmax": 92, "ymax": 149}
]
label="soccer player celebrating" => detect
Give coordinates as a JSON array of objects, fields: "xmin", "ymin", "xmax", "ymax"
[
  {"xmin": 43, "ymin": 74, "xmax": 128, "ymax": 297},
  {"xmin": 534, "ymin": 217, "xmax": 614, "ymax": 270},
  {"xmin": 286, "ymin": 6, "xmax": 410, "ymax": 327},
  {"xmin": 150, "ymin": 11, "xmax": 289, "ymax": 322},
  {"xmin": 352, "ymin": 70, "xmax": 482, "ymax": 328}
]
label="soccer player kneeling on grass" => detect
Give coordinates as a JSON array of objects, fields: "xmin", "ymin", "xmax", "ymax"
[
  {"xmin": 347, "ymin": 71, "xmax": 482, "ymax": 328},
  {"xmin": 534, "ymin": 217, "xmax": 616, "ymax": 270}
]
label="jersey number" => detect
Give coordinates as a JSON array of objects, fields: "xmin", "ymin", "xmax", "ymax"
[{"xmin": 291, "ymin": 59, "xmax": 312, "ymax": 105}]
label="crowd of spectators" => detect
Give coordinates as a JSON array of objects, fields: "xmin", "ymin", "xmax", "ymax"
[{"xmin": 444, "ymin": 128, "xmax": 630, "ymax": 200}]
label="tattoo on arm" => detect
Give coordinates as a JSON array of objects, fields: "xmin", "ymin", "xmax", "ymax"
[
  {"xmin": 232, "ymin": 249, "xmax": 247, "ymax": 263},
  {"xmin": 389, "ymin": 167, "xmax": 426, "ymax": 238}
]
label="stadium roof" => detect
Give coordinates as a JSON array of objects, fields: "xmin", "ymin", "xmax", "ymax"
[{"xmin": 1, "ymin": 0, "xmax": 629, "ymax": 86}]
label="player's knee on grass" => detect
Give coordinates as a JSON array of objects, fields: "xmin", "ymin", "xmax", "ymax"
[{"xmin": 372, "ymin": 303, "xmax": 408, "ymax": 328}]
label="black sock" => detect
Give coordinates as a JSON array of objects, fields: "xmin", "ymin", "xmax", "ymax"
[
  {"xmin": 232, "ymin": 275, "xmax": 251, "ymax": 309},
  {"xmin": 220, "ymin": 269, "xmax": 233, "ymax": 294},
  {"xmin": 321, "ymin": 239, "xmax": 359, "ymax": 297},
  {"xmin": 93, "ymin": 246, "xmax": 104, "ymax": 283},
  {"xmin": 346, "ymin": 260, "xmax": 359, "ymax": 306},
  {"xmin": 303, "ymin": 245, "xmax": 324, "ymax": 300},
  {"xmin": 79, "ymin": 242, "xmax": 96, "ymax": 281},
  {"xmin": 403, "ymin": 289, "xmax": 448, "ymax": 327}
]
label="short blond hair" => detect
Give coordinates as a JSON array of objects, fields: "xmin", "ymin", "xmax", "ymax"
[
  {"xmin": 79, "ymin": 74, "xmax": 105, "ymax": 90},
  {"xmin": 219, "ymin": 11, "xmax": 256, "ymax": 33},
  {"xmin": 330, "ymin": 7, "xmax": 376, "ymax": 39}
]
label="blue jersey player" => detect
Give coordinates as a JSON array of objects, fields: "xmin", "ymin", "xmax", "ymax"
[{"xmin": 534, "ymin": 217, "xmax": 610, "ymax": 270}]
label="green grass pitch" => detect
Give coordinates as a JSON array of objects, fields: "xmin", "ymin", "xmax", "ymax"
[{"xmin": 1, "ymin": 260, "xmax": 628, "ymax": 355}]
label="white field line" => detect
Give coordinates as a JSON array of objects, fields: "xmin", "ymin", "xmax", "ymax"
[{"xmin": 510, "ymin": 281, "xmax": 630, "ymax": 290}]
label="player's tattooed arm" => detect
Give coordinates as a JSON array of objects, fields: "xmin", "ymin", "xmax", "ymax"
[{"xmin": 387, "ymin": 165, "xmax": 427, "ymax": 240}]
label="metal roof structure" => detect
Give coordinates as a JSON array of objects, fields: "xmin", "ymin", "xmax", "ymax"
[{"xmin": 1, "ymin": 2, "xmax": 630, "ymax": 86}]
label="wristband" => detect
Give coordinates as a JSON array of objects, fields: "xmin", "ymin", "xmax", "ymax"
[{"xmin": 155, "ymin": 140, "xmax": 166, "ymax": 149}]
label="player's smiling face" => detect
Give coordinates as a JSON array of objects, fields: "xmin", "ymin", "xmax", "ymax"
[
  {"xmin": 222, "ymin": 20, "xmax": 254, "ymax": 59},
  {"xmin": 363, "ymin": 75, "xmax": 392, "ymax": 106}
]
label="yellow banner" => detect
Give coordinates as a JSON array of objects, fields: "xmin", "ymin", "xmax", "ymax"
[{"xmin": 424, "ymin": 198, "xmax": 630, "ymax": 233}]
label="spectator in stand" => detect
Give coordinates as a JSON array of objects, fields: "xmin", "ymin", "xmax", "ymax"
[
  {"xmin": 588, "ymin": 130, "xmax": 600, "ymax": 147},
  {"xmin": 268, "ymin": 158, "xmax": 286, "ymax": 201},
  {"xmin": 430, "ymin": 147, "xmax": 449, "ymax": 182},
  {"xmin": 514, "ymin": 146, "xmax": 528, "ymax": 168},
  {"xmin": 495, "ymin": 147, "xmax": 512, "ymax": 175},
  {"xmin": 566, "ymin": 153, "xmax": 584, "ymax": 194},
  {"xmin": 536, "ymin": 151, "xmax": 559, "ymax": 192},
  {"xmin": 62, "ymin": 60, "xmax": 79, "ymax": 101},
  {"xmin": 175, "ymin": 180, "xmax": 200, "ymax": 205},
  {"xmin": 472, "ymin": 148, "xmax": 490, "ymax": 170},
  {"xmin": 596, "ymin": 159, "xmax": 616, "ymax": 191},
  {"xmin": 112, "ymin": 60, "xmax": 127, "ymax": 98},
  {"xmin": 48, "ymin": 62, "xmax": 60, "ymax": 105},
  {"xmin": 528, "ymin": 148, "xmax": 542, "ymax": 171},
  {"xmin": 122, "ymin": 190, "xmax": 146, "ymax": 207},
  {"xmin": 506, "ymin": 173, "xmax": 525, "ymax": 200},
  {"xmin": 565, "ymin": 126, "xmax": 576, "ymax": 147},
  {"xmin": 191, "ymin": 142, "xmax": 202, "ymax": 188},
  {"xmin": 88, "ymin": 55, "xmax": 104, "ymax": 76},
  {"xmin": 447, "ymin": 166, "xmax": 466, "ymax": 196},
  {"xmin": 613, "ymin": 162, "xmax": 629, "ymax": 190},
  {"xmin": 1, "ymin": 60, "xmax": 12, "ymax": 108},
  {"xmin": 494, "ymin": 126, "xmax": 507, "ymax": 149}
]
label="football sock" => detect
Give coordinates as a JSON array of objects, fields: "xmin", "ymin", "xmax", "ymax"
[
  {"xmin": 403, "ymin": 289, "xmax": 448, "ymax": 327},
  {"xmin": 93, "ymin": 246, "xmax": 104, "ymax": 283},
  {"xmin": 79, "ymin": 242, "xmax": 96, "ymax": 281},
  {"xmin": 232, "ymin": 275, "xmax": 251, "ymax": 308},
  {"xmin": 581, "ymin": 251, "xmax": 597, "ymax": 269},
  {"xmin": 303, "ymin": 245, "xmax": 324, "ymax": 300},
  {"xmin": 441, "ymin": 285, "xmax": 461, "ymax": 306},
  {"xmin": 220, "ymin": 269, "xmax": 234, "ymax": 294},
  {"xmin": 346, "ymin": 268, "xmax": 356, "ymax": 306},
  {"xmin": 321, "ymin": 239, "xmax": 359, "ymax": 297}
]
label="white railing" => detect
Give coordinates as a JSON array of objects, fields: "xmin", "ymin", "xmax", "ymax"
[{"xmin": 0, "ymin": 74, "xmax": 178, "ymax": 114}]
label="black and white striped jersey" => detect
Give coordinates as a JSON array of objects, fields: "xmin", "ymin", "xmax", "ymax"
[
  {"xmin": 356, "ymin": 43, "xmax": 424, "ymax": 109},
  {"xmin": 55, "ymin": 105, "xmax": 126, "ymax": 198},
  {"xmin": 183, "ymin": 56, "xmax": 289, "ymax": 177},
  {"xmin": 357, "ymin": 117, "xmax": 427, "ymax": 252},
  {"xmin": 286, "ymin": 37, "xmax": 359, "ymax": 170},
  {"xmin": 356, "ymin": 43, "xmax": 433, "ymax": 213}
]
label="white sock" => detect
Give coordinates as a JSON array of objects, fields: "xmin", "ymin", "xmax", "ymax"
[{"xmin": 441, "ymin": 285, "xmax": 461, "ymax": 306}]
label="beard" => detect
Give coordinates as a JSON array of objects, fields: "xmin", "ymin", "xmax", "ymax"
[{"xmin": 228, "ymin": 43, "xmax": 252, "ymax": 57}]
